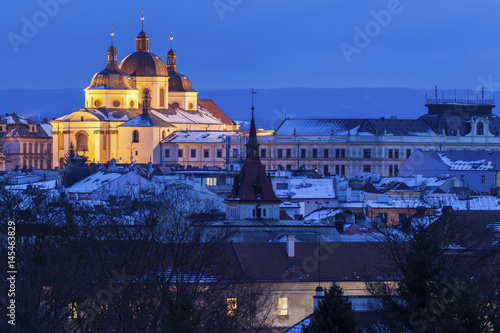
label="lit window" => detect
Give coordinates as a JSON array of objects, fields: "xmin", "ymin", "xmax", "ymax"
[
  {"xmin": 278, "ymin": 297, "xmax": 288, "ymax": 316},
  {"xmin": 68, "ymin": 302, "xmax": 78, "ymax": 319},
  {"xmin": 227, "ymin": 298, "xmax": 237, "ymax": 316},
  {"xmin": 206, "ymin": 178, "xmax": 217, "ymax": 186}
]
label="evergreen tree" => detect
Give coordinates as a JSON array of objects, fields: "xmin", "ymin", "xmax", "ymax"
[
  {"xmin": 302, "ymin": 283, "xmax": 355, "ymax": 333},
  {"xmin": 64, "ymin": 141, "xmax": 76, "ymax": 166},
  {"xmin": 366, "ymin": 215, "xmax": 500, "ymax": 332}
]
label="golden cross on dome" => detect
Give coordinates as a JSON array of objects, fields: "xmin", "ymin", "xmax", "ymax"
[
  {"xmin": 170, "ymin": 30, "xmax": 173, "ymax": 49},
  {"xmin": 141, "ymin": 9, "xmax": 144, "ymax": 30},
  {"xmin": 110, "ymin": 26, "xmax": 114, "ymax": 45}
]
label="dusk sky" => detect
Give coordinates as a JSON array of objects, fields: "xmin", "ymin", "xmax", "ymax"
[{"xmin": 2, "ymin": 0, "xmax": 500, "ymax": 91}]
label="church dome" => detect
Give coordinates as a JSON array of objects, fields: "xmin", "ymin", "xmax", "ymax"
[
  {"xmin": 166, "ymin": 49, "xmax": 195, "ymax": 92},
  {"xmin": 119, "ymin": 51, "xmax": 168, "ymax": 77},
  {"xmin": 119, "ymin": 29, "xmax": 168, "ymax": 77},
  {"xmin": 88, "ymin": 45, "xmax": 137, "ymax": 90}
]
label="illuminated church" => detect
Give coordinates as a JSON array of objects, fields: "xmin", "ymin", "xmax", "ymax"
[{"xmin": 51, "ymin": 17, "xmax": 238, "ymax": 168}]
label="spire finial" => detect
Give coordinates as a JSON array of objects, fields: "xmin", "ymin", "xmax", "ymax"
[
  {"xmin": 141, "ymin": 9, "xmax": 144, "ymax": 31},
  {"xmin": 110, "ymin": 26, "xmax": 114, "ymax": 46},
  {"xmin": 170, "ymin": 30, "xmax": 173, "ymax": 50},
  {"xmin": 251, "ymin": 88, "xmax": 256, "ymax": 113}
]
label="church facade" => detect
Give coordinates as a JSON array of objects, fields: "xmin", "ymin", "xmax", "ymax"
[{"xmin": 51, "ymin": 24, "xmax": 237, "ymax": 169}]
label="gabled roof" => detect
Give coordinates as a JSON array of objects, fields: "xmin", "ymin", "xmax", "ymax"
[
  {"xmin": 119, "ymin": 111, "xmax": 175, "ymax": 127},
  {"xmin": 228, "ymin": 159, "xmax": 279, "ymax": 202},
  {"xmin": 162, "ymin": 130, "xmax": 236, "ymax": 143},
  {"xmin": 0, "ymin": 113, "xmax": 52, "ymax": 138},
  {"xmin": 358, "ymin": 182, "xmax": 382, "ymax": 194},
  {"xmin": 198, "ymin": 99, "xmax": 236, "ymax": 126},
  {"xmin": 232, "ymin": 242, "xmax": 394, "ymax": 282}
]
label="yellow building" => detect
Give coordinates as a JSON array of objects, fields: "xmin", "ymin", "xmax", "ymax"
[{"xmin": 51, "ymin": 23, "xmax": 237, "ymax": 168}]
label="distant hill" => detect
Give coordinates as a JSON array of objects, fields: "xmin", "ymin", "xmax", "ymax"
[{"xmin": 2, "ymin": 88, "xmax": 495, "ymax": 130}]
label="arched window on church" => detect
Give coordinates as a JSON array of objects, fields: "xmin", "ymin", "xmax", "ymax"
[
  {"xmin": 162, "ymin": 130, "xmax": 166, "ymax": 140},
  {"xmin": 477, "ymin": 121, "xmax": 484, "ymax": 135},
  {"xmin": 133, "ymin": 130, "xmax": 140, "ymax": 143},
  {"xmin": 159, "ymin": 88, "xmax": 165, "ymax": 107},
  {"xmin": 76, "ymin": 132, "xmax": 88, "ymax": 152}
]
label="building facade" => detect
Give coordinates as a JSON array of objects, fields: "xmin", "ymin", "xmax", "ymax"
[
  {"xmin": 160, "ymin": 98, "xmax": 500, "ymax": 178},
  {"xmin": 0, "ymin": 112, "xmax": 53, "ymax": 170}
]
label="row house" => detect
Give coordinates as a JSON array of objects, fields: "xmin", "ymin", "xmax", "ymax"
[{"xmin": 0, "ymin": 112, "xmax": 53, "ymax": 170}]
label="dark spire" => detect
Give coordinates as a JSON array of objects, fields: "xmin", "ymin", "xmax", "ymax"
[
  {"xmin": 142, "ymin": 89, "xmax": 151, "ymax": 114},
  {"xmin": 246, "ymin": 89, "xmax": 259, "ymax": 159},
  {"xmin": 166, "ymin": 31, "xmax": 177, "ymax": 66},
  {"xmin": 136, "ymin": 9, "xmax": 149, "ymax": 52},
  {"xmin": 107, "ymin": 27, "xmax": 117, "ymax": 64}
]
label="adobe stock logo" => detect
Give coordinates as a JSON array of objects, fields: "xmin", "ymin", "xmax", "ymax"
[
  {"xmin": 339, "ymin": 0, "xmax": 407, "ymax": 64},
  {"xmin": 7, "ymin": 0, "xmax": 71, "ymax": 54}
]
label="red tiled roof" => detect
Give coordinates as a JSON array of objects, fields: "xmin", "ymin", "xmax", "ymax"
[
  {"xmin": 232, "ymin": 242, "xmax": 395, "ymax": 282},
  {"xmin": 198, "ymin": 99, "xmax": 235, "ymax": 126}
]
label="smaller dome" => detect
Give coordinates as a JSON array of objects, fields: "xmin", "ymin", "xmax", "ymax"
[
  {"xmin": 88, "ymin": 45, "xmax": 136, "ymax": 90},
  {"xmin": 166, "ymin": 49, "xmax": 195, "ymax": 92},
  {"xmin": 137, "ymin": 30, "xmax": 148, "ymax": 39},
  {"xmin": 88, "ymin": 66, "xmax": 137, "ymax": 90}
]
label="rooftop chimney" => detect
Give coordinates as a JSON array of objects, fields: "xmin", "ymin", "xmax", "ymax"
[
  {"xmin": 286, "ymin": 235, "xmax": 295, "ymax": 258},
  {"xmin": 313, "ymin": 286, "xmax": 324, "ymax": 311}
]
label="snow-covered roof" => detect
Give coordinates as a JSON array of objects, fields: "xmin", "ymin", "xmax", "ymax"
[
  {"xmin": 428, "ymin": 151, "xmax": 500, "ymax": 171},
  {"xmin": 4, "ymin": 179, "xmax": 58, "ymax": 190},
  {"xmin": 162, "ymin": 131, "xmax": 237, "ymax": 143},
  {"xmin": 428, "ymin": 196, "xmax": 500, "ymax": 210},
  {"xmin": 273, "ymin": 177, "xmax": 336, "ymax": 199},
  {"xmin": 66, "ymin": 171, "xmax": 125, "ymax": 193},
  {"xmin": 375, "ymin": 176, "xmax": 449, "ymax": 189},
  {"xmin": 366, "ymin": 198, "xmax": 431, "ymax": 209},
  {"xmin": 304, "ymin": 208, "xmax": 344, "ymax": 221},
  {"xmin": 276, "ymin": 118, "xmax": 437, "ymax": 136}
]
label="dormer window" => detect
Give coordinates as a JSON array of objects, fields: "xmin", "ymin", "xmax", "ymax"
[
  {"xmin": 477, "ymin": 121, "xmax": 484, "ymax": 135},
  {"xmin": 29, "ymin": 125, "xmax": 37, "ymax": 133},
  {"xmin": 0, "ymin": 125, "xmax": 5, "ymax": 132}
]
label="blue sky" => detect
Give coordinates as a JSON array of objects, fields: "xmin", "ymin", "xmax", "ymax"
[{"xmin": 2, "ymin": 0, "xmax": 500, "ymax": 91}]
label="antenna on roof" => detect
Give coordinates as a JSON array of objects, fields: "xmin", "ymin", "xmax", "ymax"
[
  {"xmin": 482, "ymin": 86, "xmax": 484, "ymax": 102},
  {"xmin": 318, "ymin": 234, "xmax": 321, "ymax": 287}
]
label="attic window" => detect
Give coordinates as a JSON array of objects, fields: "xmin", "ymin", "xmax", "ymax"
[
  {"xmin": 472, "ymin": 163, "xmax": 481, "ymax": 169},
  {"xmin": 29, "ymin": 125, "xmax": 37, "ymax": 132},
  {"xmin": 0, "ymin": 125, "xmax": 5, "ymax": 132}
]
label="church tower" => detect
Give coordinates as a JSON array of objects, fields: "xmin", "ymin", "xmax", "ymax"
[
  {"xmin": 166, "ymin": 32, "xmax": 198, "ymax": 111},
  {"xmin": 225, "ymin": 101, "xmax": 281, "ymax": 220}
]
